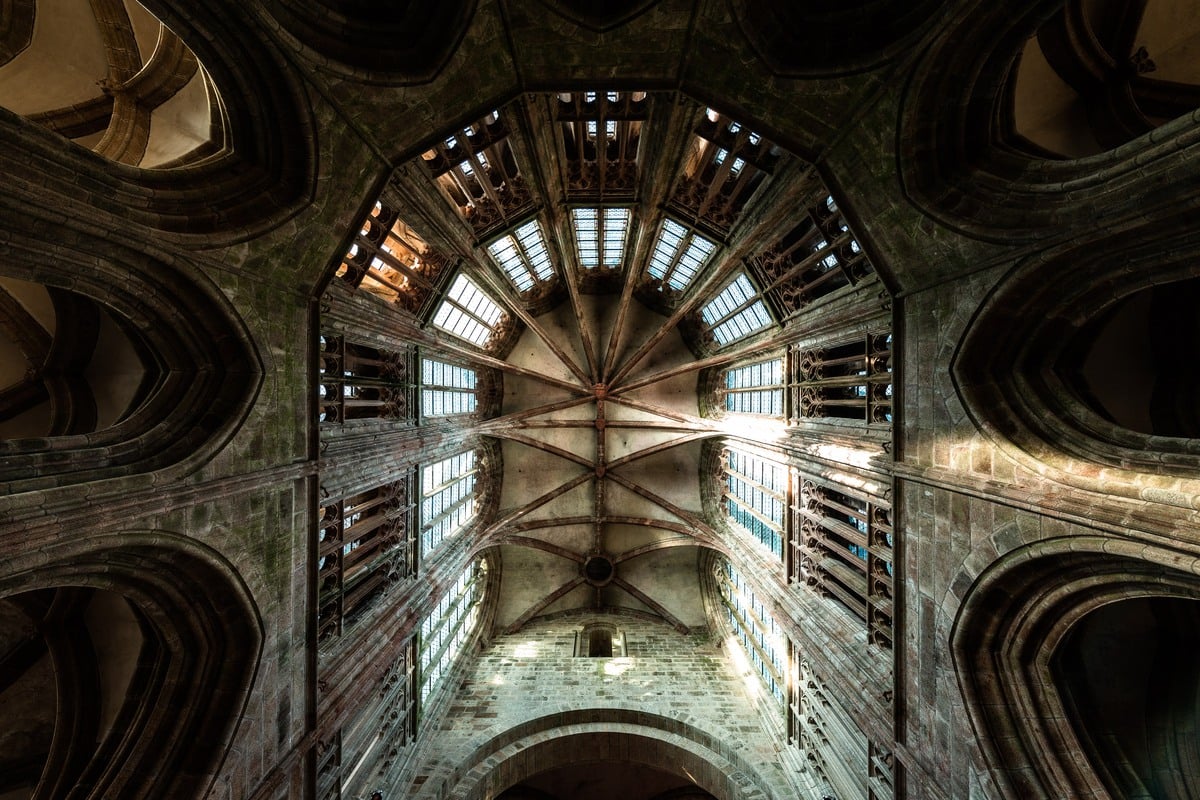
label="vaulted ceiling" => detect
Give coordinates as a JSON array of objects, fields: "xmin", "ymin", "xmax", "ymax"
[{"xmin": 334, "ymin": 90, "xmax": 878, "ymax": 633}]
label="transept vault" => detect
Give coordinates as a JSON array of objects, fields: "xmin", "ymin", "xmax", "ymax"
[{"xmin": 1, "ymin": 1, "xmax": 1199, "ymax": 800}]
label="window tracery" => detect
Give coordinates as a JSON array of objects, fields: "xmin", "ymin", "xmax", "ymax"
[
  {"xmin": 317, "ymin": 640, "xmax": 417, "ymax": 800},
  {"xmin": 421, "ymin": 110, "xmax": 532, "ymax": 235},
  {"xmin": 789, "ymin": 332, "xmax": 892, "ymax": 425},
  {"xmin": 791, "ymin": 474, "xmax": 893, "ymax": 647},
  {"xmin": 335, "ymin": 197, "xmax": 450, "ymax": 316},
  {"xmin": 318, "ymin": 475, "xmax": 417, "ymax": 644},
  {"xmin": 670, "ymin": 108, "xmax": 779, "ymax": 232},
  {"xmin": 318, "ymin": 334, "xmax": 416, "ymax": 425},
  {"xmin": 555, "ymin": 91, "xmax": 647, "ymax": 196},
  {"xmin": 747, "ymin": 194, "xmax": 876, "ymax": 320}
]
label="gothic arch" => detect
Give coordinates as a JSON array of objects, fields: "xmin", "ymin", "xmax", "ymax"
[
  {"xmin": 950, "ymin": 536, "xmax": 1200, "ymax": 800},
  {"xmin": 445, "ymin": 710, "xmax": 777, "ymax": 800},
  {"xmin": 0, "ymin": 531, "xmax": 263, "ymax": 799},
  {"xmin": 952, "ymin": 224, "xmax": 1200, "ymax": 504},
  {"xmin": 898, "ymin": 0, "xmax": 1200, "ymax": 243},
  {"xmin": 728, "ymin": 0, "xmax": 945, "ymax": 78},
  {"xmin": 0, "ymin": 0, "xmax": 315, "ymax": 245},
  {"xmin": 258, "ymin": 0, "xmax": 478, "ymax": 84},
  {"xmin": 0, "ymin": 229, "xmax": 261, "ymax": 492}
]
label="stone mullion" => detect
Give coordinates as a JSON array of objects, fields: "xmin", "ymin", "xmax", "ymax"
[{"xmin": 389, "ymin": 163, "xmax": 481, "ymax": 265}]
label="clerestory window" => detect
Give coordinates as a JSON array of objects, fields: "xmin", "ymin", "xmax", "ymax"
[
  {"xmin": 420, "ymin": 358, "xmax": 477, "ymax": 417},
  {"xmin": 723, "ymin": 448, "xmax": 787, "ymax": 559},
  {"xmin": 420, "ymin": 450, "xmax": 477, "ymax": 556},
  {"xmin": 419, "ymin": 559, "xmax": 485, "ymax": 704},
  {"xmin": 572, "ymin": 207, "xmax": 631, "ymax": 269},
  {"xmin": 718, "ymin": 560, "xmax": 785, "ymax": 704},
  {"xmin": 723, "ymin": 357, "xmax": 784, "ymax": 416},
  {"xmin": 701, "ymin": 273, "xmax": 774, "ymax": 346},
  {"xmin": 646, "ymin": 218, "xmax": 717, "ymax": 292},
  {"xmin": 486, "ymin": 220, "xmax": 555, "ymax": 292},
  {"xmin": 431, "ymin": 274, "xmax": 506, "ymax": 348}
]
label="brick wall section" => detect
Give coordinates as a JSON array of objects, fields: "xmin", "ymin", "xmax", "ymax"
[{"xmin": 399, "ymin": 615, "xmax": 806, "ymax": 799}]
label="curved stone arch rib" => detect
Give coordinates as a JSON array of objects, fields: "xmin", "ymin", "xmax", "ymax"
[
  {"xmin": 949, "ymin": 535, "xmax": 1200, "ymax": 800},
  {"xmin": 0, "ymin": 531, "xmax": 263, "ymax": 800},
  {"xmin": 0, "ymin": 0, "xmax": 35, "ymax": 67},
  {"xmin": 897, "ymin": 0, "xmax": 1200, "ymax": 243},
  {"xmin": 0, "ymin": 232, "xmax": 262, "ymax": 492},
  {"xmin": 444, "ymin": 711, "xmax": 778, "ymax": 800},
  {"xmin": 0, "ymin": 0, "xmax": 316, "ymax": 245},
  {"xmin": 951, "ymin": 226, "xmax": 1200, "ymax": 506}
]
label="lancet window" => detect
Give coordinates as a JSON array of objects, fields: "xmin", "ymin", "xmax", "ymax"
[
  {"xmin": 789, "ymin": 332, "xmax": 892, "ymax": 425},
  {"xmin": 721, "ymin": 357, "xmax": 784, "ymax": 417},
  {"xmin": 645, "ymin": 218, "xmax": 717, "ymax": 294},
  {"xmin": 790, "ymin": 473, "xmax": 893, "ymax": 647},
  {"xmin": 420, "ymin": 450, "xmax": 476, "ymax": 556},
  {"xmin": 430, "ymin": 275, "xmax": 508, "ymax": 349},
  {"xmin": 717, "ymin": 560, "xmax": 786, "ymax": 704},
  {"xmin": 701, "ymin": 273, "xmax": 774, "ymax": 347},
  {"xmin": 318, "ymin": 334, "xmax": 416, "ymax": 425},
  {"xmin": 723, "ymin": 448, "xmax": 787, "ymax": 559},
  {"xmin": 420, "ymin": 357, "xmax": 477, "ymax": 418},
  {"xmin": 571, "ymin": 207, "xmax": 631, "ymax": 270},
  {"xmin": 317, "ymin": 475, "xmax": 417, "ymax": 644},
  {"xmin": 419, "ymin": 559, "xmax": 486, "ymax": 705},
  {"xmin": 486, "ymin": 220, "xmax": 556, "ymax": 292}
]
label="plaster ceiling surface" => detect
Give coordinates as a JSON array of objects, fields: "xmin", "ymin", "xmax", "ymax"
[{"xmin": 488, "ymin": 291, "xmax": 714, "ymax": 633}]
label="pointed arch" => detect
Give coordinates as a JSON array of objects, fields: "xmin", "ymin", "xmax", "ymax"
[
  {"xmin": 0, "ymin": 531, "xmax": 263, "ymax": 799},
  {"xmin": 0, "ymin": 227, "xmax": 261, "ymax": 492}
]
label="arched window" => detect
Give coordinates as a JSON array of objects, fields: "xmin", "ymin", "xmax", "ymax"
[
  {"xmin": 715, "ymin": 559, "xmax": 786, "ymax": 704},
  {"xmin": 418, "ymin": 559, "xmax": 487, "ymax": 705},
  {"xmin": 0, "ymin": 0, "xmax": 225, "ymax": 167},
  {"xmin": 722, "ymin": 447, "xmax": 787, "ymax": 559},
  {"xmin": 420, "ymin": 450, "xmax": 478, "ymax": 557}
]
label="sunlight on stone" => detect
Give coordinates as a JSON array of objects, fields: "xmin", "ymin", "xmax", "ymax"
[
  {"xmin": 514, "ymin": 641, "xmax": 539, "ymax": 658},
  {"xmin": 603, "ymin": 659, "xmax": 634, "ymax": 677},
  {"xmin": 724, "ymin": 635, "xmax": 762, "ymax": 700}
]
